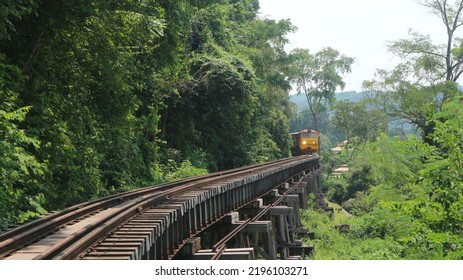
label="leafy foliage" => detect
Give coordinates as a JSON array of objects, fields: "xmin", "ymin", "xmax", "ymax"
[
  {"xmin": 0, "ymin": 0, "xmax": 297, "ymax": 228},
  {"xmin": 162, "ymin": 1, "xmax": 295, "ymax": 171},
  {"xmin": 388, "ymin": 0, "xmax": 463, "ymax": 84},
  {"xmin": 289, "ymin": 47, "xmax": 354, "ymax": 132},
  {"xmin": 317, "ymin": 96, "xmax": 463, "ymax": 259},
  {"xmin": 301, "ymin": 209, "xmax": 404, "ymax": 260},
  {"xmin": 332, "ymin": 100, "xmax": 388, "ymax": 162},
  {"xmin": 0, "ymin": 55, "xmax": 46, "ymax": 227}
]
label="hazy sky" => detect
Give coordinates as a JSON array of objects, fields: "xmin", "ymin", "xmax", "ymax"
[{"xmin": 258, "ymin": 0, "xmax": 447, "ymax": 92}]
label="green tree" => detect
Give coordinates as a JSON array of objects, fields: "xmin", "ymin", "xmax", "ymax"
[
  {"xmin": 332, "ymin": 100, "xmax": 388, "ymax": 162},
  {"xmin": 1, "ymin": 0, "xmax": 169, "ymax": 211},
  {"xmin": 290, "ymin": 47, "xmax": 354, "ymax": 132},
  {"xmin": 0, "ymin": 0, "xmax": 298, "ymax": 228},
  {"xmin": 0, "ymin": 0, "xmax": 40, "ymax": 40},
  {"xmin": 422, "ymin": 98, "xmax": 463, "ymax": 234},
  {"xmin": 326, "ymin": 179, "xmax": 348, "ymax": 205},
  {"xmin": 242, "ymin": 17, "xmax": 297, "ymax": 159},
  {"xmin": 364, "ymin": 0, "xmax": 463, "ymax": 141},
  {"xmin": 346, "ymin": 166, "xmax": 375, "ymax": 199},
  {"xmin": 0, "ymin": 56, "xmax": 46, "ymax": 228},
  {"xmin": 162, "ymin": 1, "xmax": 297, "ymax": 170},
  {"xmin": 388, "ymin": 0, "xmax": 463, "ymax": 86}
]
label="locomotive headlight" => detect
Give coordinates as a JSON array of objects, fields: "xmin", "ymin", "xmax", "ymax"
[{"xmin": 302, "ymin": 141, "xmax": 307, "ymax": 145}]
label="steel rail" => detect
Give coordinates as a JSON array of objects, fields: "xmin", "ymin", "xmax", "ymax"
[
  {"xmin": 0, "ymin": 157, "xmax": 301, "ymax": 258},
  {"xmin": 0, "ymin": 178, "xmax": 200, "ymax": 258},
  {"xmin": 1, "ymin": 156, "xmax": 312, "ymax": 259},
  {"xmin": 210, "ymin": 167, "xmax": 313, "ymax": 260},
  {"xmin": 34, "ymin": 192, "xmax": 167, "ymax": 259},
  {"xmin": 51, "ymin": 156, "xmax": 310, "ymax": 260},
  {"xmin": 60, "ymin": 156, "xmax": 312, "ymax": 260},
  {"xmin": 0, "ymin": 162, "xmax": 265, "ymax": 241}
]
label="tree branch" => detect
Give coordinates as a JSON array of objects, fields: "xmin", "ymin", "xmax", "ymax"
[{"xmin": 453, "ymin": 67, "xmax": 463, "ymax": 81}]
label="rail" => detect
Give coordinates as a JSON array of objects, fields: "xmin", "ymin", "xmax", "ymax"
[{"xmin": 0, "ymin": 155, "xmax": 320, "ymax": 260}]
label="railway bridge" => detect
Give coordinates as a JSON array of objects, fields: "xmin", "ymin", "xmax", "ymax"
[{"xmin": 0, "ymin": 156, "xmax": 324, "ymax": 260}]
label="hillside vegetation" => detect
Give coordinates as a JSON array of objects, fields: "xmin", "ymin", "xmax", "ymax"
[
  {"xmin": 0, "ymin": 0, "xmax": 295, "ymax": 229},
  {"xmin": 310, "ymin": 103, "xmax": 463, "ymax": 259},
  {"xmin": 305, "ymin": 0, "xmax": 463, "ymax": 259},
  {"xmin": 2, "ymin": 0, "xmax": 463, "ymax": 261},
  {"xmin": 300, "ymin": 82, "xmax": 463, "ymax": 260}
]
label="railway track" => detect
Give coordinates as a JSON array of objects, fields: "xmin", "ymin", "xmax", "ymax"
[{"xmin": 0, "ymin": 156, "xmax": 319, "ymax": 260}]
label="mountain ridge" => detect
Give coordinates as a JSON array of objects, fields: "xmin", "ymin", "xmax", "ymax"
[{"xmin": 290, "ymin": 91, "xmax": 367, "ymax": 111}]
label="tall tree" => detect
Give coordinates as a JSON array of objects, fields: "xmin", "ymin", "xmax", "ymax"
[
  {"xmin": 0, "ymin": 0, "xmax": 168, "ymax": 210},
  {"xmin": 332, "ymin": 100, "xmax": 388, "ymax": 163},
  {"xmin": 242, "ymin": 17, "xmax": 296, "ymax": 160},
  {"xmin": 290, "ymin": 47, "xmax": 354, "ymax": 132},
  {"xmin": 0, "ymin": 55, "xmax": 46, "ymax": 227},
  {"xmin": 0, "ymin": 0, "xmax": 299, "ymax": 228},
  {"xmin": 388, "ymin": 0, "xmax": 463, "ymax": 92},
  {"xmin": 162, "ymin": 0, "xmax": 297, "ymax": 170},
  {"xmin": 365, "ymin": 0, "xmax": 463, "ymax": 140}
]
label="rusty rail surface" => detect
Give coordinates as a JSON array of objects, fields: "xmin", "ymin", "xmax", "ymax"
[{"xmin": 0, "ymin": 155, "xmax": 319, "ymax": 260}]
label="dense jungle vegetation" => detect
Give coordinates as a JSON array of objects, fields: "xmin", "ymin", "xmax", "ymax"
[
  {"xmin": 0, "ymin": 0, "xmax": 296, "ymax": 228},
  {"xmin": 301, "ymin": 0, "xmax": 463, "ymax": 260},
  {"xmin": 1, "ymin": 0, "xmax": 463, "ymax": 260}
]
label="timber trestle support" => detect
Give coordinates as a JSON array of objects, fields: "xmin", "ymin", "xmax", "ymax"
[{"xmin": 79, "ymin": 157, "xmax": 322, "ymax": 260}]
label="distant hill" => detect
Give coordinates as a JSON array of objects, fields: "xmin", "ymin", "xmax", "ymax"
[
  {"xmin": 289, "ymin": 91, "xmax": 367, "ymax": 111},
  {"xmin": 290, "ymin": 91, "xmax": 417, "ymax": 135},
  {"xmin": 335, "ymin": 91, "xmax": 367, "ymax": 102}
]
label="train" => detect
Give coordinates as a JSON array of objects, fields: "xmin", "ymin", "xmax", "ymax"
[{"xmin": 290, "ymin": 129, "xmax": 319, "ymax": 155}]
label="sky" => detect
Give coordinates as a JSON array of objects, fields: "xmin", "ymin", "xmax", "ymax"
[{"xmin": 258, "ymin": 0, "xmax": 447, "ymax": 92}]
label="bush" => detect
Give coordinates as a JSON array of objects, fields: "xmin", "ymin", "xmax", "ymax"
[
  {"xmin": 326, "ymin": 178, "xmax": 348, "ymax": 205},
  {"xmin": 346, "ymin": 165, "xmax": 374, "ymax": 198}
]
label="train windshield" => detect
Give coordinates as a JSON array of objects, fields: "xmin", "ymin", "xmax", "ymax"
[{"xmin": 302, "ymin": 132, "xmax": 317, "ymax": 138}]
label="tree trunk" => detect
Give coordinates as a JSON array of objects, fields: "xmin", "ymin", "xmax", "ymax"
[{"xmin": 312, "ymin": 111, "xmax": 318, "ymax": 132}]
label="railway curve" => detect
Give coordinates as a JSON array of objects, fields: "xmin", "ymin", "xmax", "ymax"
[{"xmin": 0, "ymin": 155, "xmax": 322, "ymax": 260}]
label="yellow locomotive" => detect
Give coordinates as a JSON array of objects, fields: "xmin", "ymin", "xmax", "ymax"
[{"xmin": 290, "ymin": 129, "xmax": 319, "ymax": 155}]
